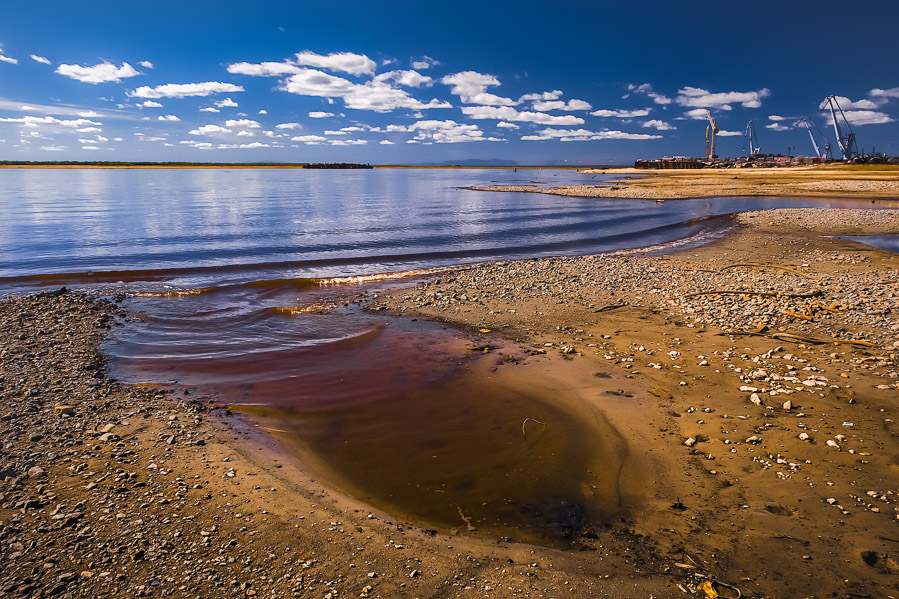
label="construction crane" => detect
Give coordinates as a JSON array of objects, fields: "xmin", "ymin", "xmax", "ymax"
[
  {"xmin": 820, "ymin": 95, "xmax": 858, "ymax": 160},
  {"xmin": 793, "ymin": 117, "xmax": 833, "ymax": 161},
  {"xmin": 743, "ymin": 120, "xmax": 761, "ymax": 156},
  {"xmin": 704, "ymin": 110, "xmax": 718, "ymax": 161}
]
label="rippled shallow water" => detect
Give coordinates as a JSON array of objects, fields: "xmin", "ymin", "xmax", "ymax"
[{"xmin": 4, "ymin": 168, "xmax": 895, "ymax": 543}]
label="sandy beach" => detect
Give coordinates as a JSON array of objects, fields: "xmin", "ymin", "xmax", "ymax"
[
  {"xmin": 2, "ymin": 202, "xmax": 898, "ymax": 597},
  {"xmin": 468, "ymin": 165, "xmax": 899, "ymax": 201}
]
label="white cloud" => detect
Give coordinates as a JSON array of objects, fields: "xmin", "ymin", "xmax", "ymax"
[
  {"xmin": 411, "ymin": 56, "xmax": 439, "ymax": 70},
  {"xmin": 308, "ymin": 111, "xmax": 333, "ymax": 118},
  {"xmin": 139, "ymin": 61, "xmax": 154, "ymax": 69},
  {"xmin": 441, "ymin": 71, "xmax": 517, "ymax": 106},
  {"xmin": 532, "ymin": 99, "xmax": 592, "ymax": 111},
  {"xmin": 157, "ymin": 114, "xmax": 180, "ymax": 121},
  {"xmin": 200, "ymin": 107, "xmax": 219, "ymax": 112},
  {"xmin": 496, "ymin": 121, "xmax": 519, "ymax": 129},
  {"xmin": 189, "ymin": 124, "xmax": 232, "ymax": 135},
  {"xmin": 642, "ymin": 119, "xmax": 675, "ymax": 130},
  {"xmin": 236, "ymin": 130, "xmax": 254, "ymax": 137},
  {"xmin": 258, "ymin": 109, "xmax": 267, "ymax": 114},
  {"xmin": 56, "ymin": 61, "xmax": 140, "ymax": 84},
  {"xmin": 386, "ymin": 124, "xmax": 407, "ymax": 132},
  {"xmin": 30, "ymin": 54, "xmax": 50, "ymax": 65},
  {"xmin": 684, "ymin": 108, "xmax": 713, "ymax": 120},
  {"xmin": 870, "ymin": 87, "xmax": 899, "ymax": 100},
  {"xmin": 0, "ymin": 115, "xmax": 101, "ymax": 128},
  {"xmin": 216, "ymin": 97, "xmax": 239, "ymax": 108},
  {"xmin": 766, "ymin": 123, "xmax": 791, "ymax": 132},
  {"xmin": 768, "ymin": 115, "xmax": 786, "ymax": 121},
  {"xmin": 78, "ymin": 110, "xmax": 100, "ymax": 117},
  {"xmin": 324, "ymin": 130, "xmax": 347, "ymax": 135},
  {"xmin": 0, "ymin": 49, "xmax": 18, "ymax": 64},
  {"xmin": 227, "ymin": 61, "xmax": 302, "ymax": 77},
  {"xmin": 75, "ymin": 126, "xmax": 102, "ymax": 133},
  {"xmin": 141, "ymin": 100, "xmax": 163, "ymax": 108},
  {"xmin": 379, "ymin": 139, "xmax": 394, "ymax": 145},
  {"xmin": 281, "ymin": 68, "xmax": 450, "ymax": 112},
  {"xmin": 461, "ymin": 105, "xmax": 584, "ymax": 125},
  {"xmin": 839, "ymin": 110, "xmax": 895, "ymax": 126},
  {"xmin": 276, "ymin": 122, "xmax": 303, "ymax": 129},
  {"xmin": 409, "ymin": 119, "xmax": 490, "ymax": 143},
  {"xmin": 716, "ymin": 130, "xmax": 741, "ymax": 137},
  {"xmin": 590, "ymin": 108, "xmax": 650, "ymax": 118},
  {"xmin": 40, "ymin": 145, "xmax": 65, "ymax": 151},
  {"xmin": 329, "ymin": 139, "xmax": 369, "ymax": 146},
  {"xmin": 521, "ymin": 128, "xmax": 662, "ymax": 141},
  {"xmin": 291, "ymin": 135, "xmax": 327, "ymax": 143},
  {"xmin": 180, "ymin": 140, "xmax": 215, "ymax": 149},
  {"xmin": 676, "ymin": 86, "xmax": 770, "ymax": 109},
  {"xmin": 822, "ymin": 95, "xmax": 881, "ymax": 110},
  {"xmin": 294, "ymin": 50, "xmax": 376, "ymax": 76},
  {"xmin": 520, "ymin": 90, "xmax": 563, "ymax": 101},
  {"xmin": 81, "ymin": 145, "xmax": 101, "ymax": 150},
  {"xmin": 374, "ymin": 70, "xmax": 433, "ymax": 88},
  {"xmin": 129, "ymin": 82, "xmax": 244, "ymax": 98},
  {"xmin": 225, "ymin": 119, "xmax": 260, "ymax": 128},
  {"xmin": 627, "ymin": 83, "xmax": 671, "ymax": 105}
]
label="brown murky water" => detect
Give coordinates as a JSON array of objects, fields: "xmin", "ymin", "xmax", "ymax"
[{"xmin": 105, "ymin": 280, "xmax": 631, "ymax": 545}]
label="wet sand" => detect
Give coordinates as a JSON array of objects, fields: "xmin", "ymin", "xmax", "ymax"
[
  {"xmin": 2, "ymin": 206, "xmax": 898, "ymax": 598},
  {"xmin": 468, "ymin": 164, "xmax": 899, "ymax": 200}
]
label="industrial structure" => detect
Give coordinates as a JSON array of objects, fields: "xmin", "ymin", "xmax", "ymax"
[
  {"xmin": 743, "ymin": 120, "xmax": 761, "ymax": 156},
  {"xmin": 794, "ymin": 117, "xmax": 833, "ymax": 161},
  {"xmin": 704, "ymin": 110, "xmax": 718, "ymax": 161},
  {"xmin": 635, "ymin": 92, "xmax": 897, "ymax": 168}
]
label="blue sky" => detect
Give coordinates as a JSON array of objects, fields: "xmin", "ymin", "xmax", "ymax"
[{"xmin": 1, "ymin": 0, "xmax": 897, "ymax": 164}]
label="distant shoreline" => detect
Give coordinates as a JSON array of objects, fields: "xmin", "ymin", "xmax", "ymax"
[{"xmin": 0, "ymin": 162, "xmax": 606, "ymax": 170}]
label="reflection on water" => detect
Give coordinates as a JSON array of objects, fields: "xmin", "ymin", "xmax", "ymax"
[
  {"xmin": 104, "ymin": 279, "xmax": 629, "ymax": 544},
  {"xmin": 2, "ymin": 167, "xmax": 893, "ymax": 295},
  {"xmin": 838, "ymin": 235, "xmax": 899, "ymax": 253}
]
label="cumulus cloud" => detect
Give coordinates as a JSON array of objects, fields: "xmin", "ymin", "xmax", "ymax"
[
  {"xmin": 291, "ymin": 135, "xmax": 328, "ymax": 143},
  {"xmin": 768, "ymin": 115, "xmax": 786, "ymax": 121},
  {"xmin": 683, "ymin": 108, "xmax": 713, "ymax": 120},
  {"xmin": 532, "ymin": 99, "xmax": 592, "ymax": 111},
  {"xmin": 140, "ymin": 100, "xmax": 163, "ymax": 108},
  {"xmin": 281, "ymin": 68, "xmax": 450, "ymax": 112},
  {"xmin": 822, "ymin": 95, "xmax": 881, "ymax": 110},
  {"xmin": 225, "ymin": 119, "xmax": 260, "ymax": 128},
  {"xmin": 0, "ymin": 115, "xmax": 101, "ymax": 128},
  {"xmin": 40, "ymin": 145, "xmax": 65, "ymax": 151},
  {"xmin": 329, "ymin": 139, "xmax": 369, "ymax": 146},
  {"xmin": 258, "ymin": 109, "xmax": 267, "ymax": 114},
  {"xmin": 189, "ymin": 124, "xmax": 232, "ymax": 135},
  {"xmin": 441, "ymin": 71, "xmax": 517, "ymax": 106},
  {"xmin": 496, "ymin": 121, "xmax": 519, "ymax": 129},
  {"xmin": 870, "ymin": 87, "xmax": 899, "ymax": 100},
  {"xmin": 408, "ymin": 119, "xmax": 495, "ymax": 143},
  {"xmin": 590, "ymin": 108, "xmax": 651, "ymax": 118},
  {"xmin": 227, "ymin": 61, "xmax": 303, "ymax": 77},
  {"xmin": 157, "ymin": 114, "xmax": 180, "ymax": 121},
  {"xmin": 412, "ymin": 56, "xmax": 439, "ymax": 70},
  {"xmin": 676, "ymin": 86, "xmax": 770, "ymax": 109},
  {"xmin": 380, "ymin": 139, "xmax": 394, "ymax": 144},
  {"xmin": 216, "ymin": 97, "xmax": 239, "ymax": 108},
  {"xmin": 30, "ymin": 54, "xmax": 50, "ymax": 65},
  {"xmin": 716, "ymin": 130, "xmax": 742, "ymax": 137},
  {"xmin": 838, "ymin": 110, "xmax": 895, "ymax": 126},
  {"xmin": 642, "ymin": 119, "xmax": 676, "ymax": 130},
  {"xmin": 374, "ymin": 70, "xmax": 433, "ymax": 88},
  {"xmin": 461, "ymin": 105, "xmax": 584, "ymax": 125},
  {"xmin": 766, "ymin": 123, "xmax": 791, "ymax": 131},
  {"xmin": 56, "ymin": 61, "xmax": 141, "ymax": 84},
  {"xmin": 520, "ymin": 90, "xmax": 563, "ymax": 101},
  {"xmin": 308, "ymin": 111, "xmax": 333, "ymax": 118},
  {"xmin": 139, "ymin": 61, "xmax": 154, "ymax": 69},
  {"xmin": 129, "ymin": 82, "xmax": 244, "ymax": 98},
  {"xmin": 200, "ymin": 107, "xmax": 219, "ymax": 112},
  {"xmin": 294, "ymin": 51, "xmax": 376, "ymax": 76},
  {"xmin": 521, "ymin": 128, "xmax": 662, "ymax": 141},
  {"xmin": 275, "ymin": 122, "xmax": 303, "ymax": 130},
  {"xmin": 626, "ymin": 83, "xmax": 671, "ymax": 105}
]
